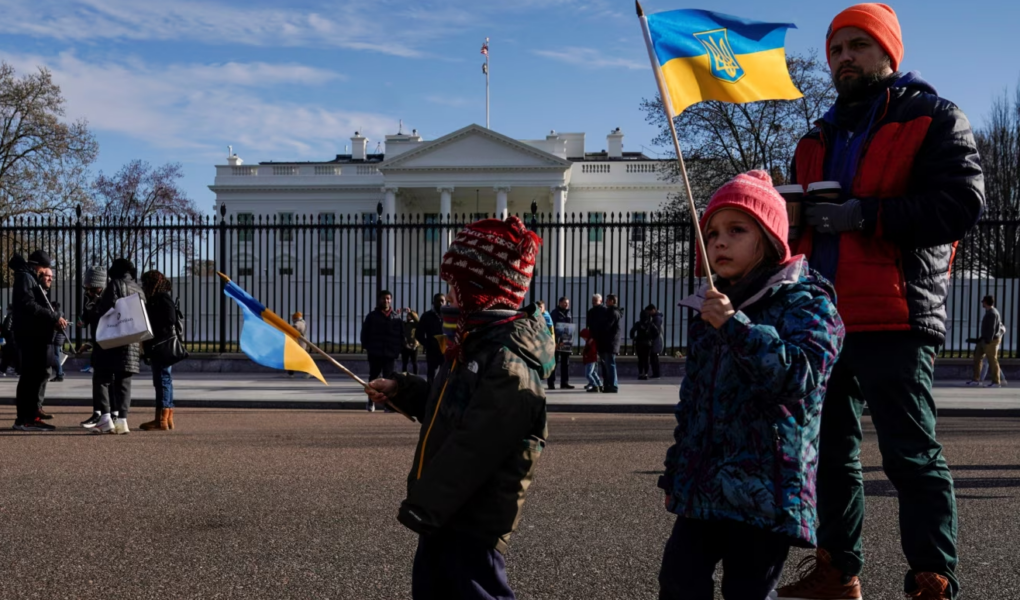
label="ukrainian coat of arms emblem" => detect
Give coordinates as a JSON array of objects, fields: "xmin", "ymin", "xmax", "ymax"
[{"xmin": 692, "ymin": 28, "xmax": 745, "ymax": 83}]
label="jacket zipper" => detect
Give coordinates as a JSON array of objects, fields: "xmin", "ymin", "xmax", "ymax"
[{"xmin": 417, "ymin": 358, "xmax": 456, "ymax": 479}]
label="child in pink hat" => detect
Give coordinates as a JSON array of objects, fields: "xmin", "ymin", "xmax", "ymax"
[{"xmin": 658, "ymin": 171, "xmax": 846, "ymax": 599}]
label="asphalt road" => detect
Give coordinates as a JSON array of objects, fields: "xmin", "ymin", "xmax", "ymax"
[{"xmin": 1, "ymin": 408, "xmax": 1017, "ymax": 599}]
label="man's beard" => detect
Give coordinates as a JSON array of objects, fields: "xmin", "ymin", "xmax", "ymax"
[{"xmin": 832, "ymin": 65, "xmax": 892, "ymax": 100}]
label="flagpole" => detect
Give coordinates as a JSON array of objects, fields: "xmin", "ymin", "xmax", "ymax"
[
  {"xmin": 485, "ymin": 37, "xmax": 490, "ymax": 129},
  {"xmin": 636, "ymin": 1, "xmax": 716, "ymax": 291}
]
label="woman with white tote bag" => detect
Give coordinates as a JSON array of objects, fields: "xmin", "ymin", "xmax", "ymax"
[{"xmin": 83, "ymin": 258, "xmax": 147, "ymax": 434}]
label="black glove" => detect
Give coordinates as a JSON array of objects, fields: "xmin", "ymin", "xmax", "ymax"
[{"xmin": 805, "ymin": 199, "xmax": 864, "ymax": 234}]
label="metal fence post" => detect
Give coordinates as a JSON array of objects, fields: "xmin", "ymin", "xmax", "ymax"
[
  {"xmin": 529, "ymin": 200, "xmax": 538, "ymax": 305},
  {"xmin": 375, "ymin": 202, "xmax": 383, "ymax": 298},
  {"xmin": 218, "ymin": 204, "xmax": 227, "ymax": 353},
  {"xmin": 74, "ymin": 204, "xmax": 83, "ymax": 348}
]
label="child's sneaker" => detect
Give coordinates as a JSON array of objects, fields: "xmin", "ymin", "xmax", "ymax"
[
  {"xmin": 92, "ymin": 414, "xmax": 115, "ymax": 434},
  {"xmin": 906, "ymin": 572, "xmax": 950, "ymax": 599},
  {"xmin": 80, "ymin": 414, "xmax": 101, "ymax": 428},
  {"xmin": 965, "ymin": 380, "xmax": 980, "ymax": 386},
  {"xmin": 983, "ymin": 382, "xmax": 1002, "ymax": 388},
  {"xmin": 773, "ymin": 549, "xmax": 861, "ymax": 599}
]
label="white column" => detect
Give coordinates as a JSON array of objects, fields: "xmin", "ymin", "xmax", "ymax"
[
  {"xmin": 438, "ymin": 187, "xmax": 454, "ymax": 256},
  {"xmin": 494, "ymin": 186, "xmax": 510, "ymax": 220},
  {"xmin": 381, "ymin": 186, "xmax": 398, "ymax": 279},
  {"xmin": 552, "ymin": 185, "xmax": 568, "ymax": 277}
]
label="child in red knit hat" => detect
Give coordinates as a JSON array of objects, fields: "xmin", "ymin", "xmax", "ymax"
[
  {"xmin": 658, "ymin": 171, "xmax": 846, "ymax": 599},
  {"xmin": 365, "ymin": 216, "xmax": 555, "ymax": 600}
]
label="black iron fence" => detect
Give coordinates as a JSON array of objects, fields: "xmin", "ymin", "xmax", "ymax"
[{"xmin": 0, "ymin": 205, "xmax": 1016, "ymax": 358}]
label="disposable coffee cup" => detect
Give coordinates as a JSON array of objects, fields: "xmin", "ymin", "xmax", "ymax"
[
  {"xmin": 806, "ymin": 181, "xmax": 843, "ymax": 202},
  {"xmin": 775, "ymin": 184, "xmax": 805, "ymax": 240}
]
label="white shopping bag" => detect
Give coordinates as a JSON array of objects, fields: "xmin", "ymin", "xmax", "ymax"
[{"xmin": 96, "ymin": 293, "xmax": 154, "ymax": 350}]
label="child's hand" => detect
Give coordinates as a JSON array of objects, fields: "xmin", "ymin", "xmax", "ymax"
[
  {"xmin": 365, "ymin": 378, "xmax": 397, "ymax": 405},
  {"xmin": 701, "ymin": 290, "xmax": 735, "ymax": 329}
]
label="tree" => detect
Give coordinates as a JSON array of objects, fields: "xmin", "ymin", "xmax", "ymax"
[
  {"xmin": 0, "ymin": 62, "xmax": 98, "ymax": 219},
  {"xmin": 637, "ymin": 52, "xmax": 836, "ymax": 273},
  {"xmin": 89, "ymin": 160, "xmax": 205, "ymax": 272},
  {"xmin": 970, "ymin": 81, "xmax": 1020, "ymax": 277}
]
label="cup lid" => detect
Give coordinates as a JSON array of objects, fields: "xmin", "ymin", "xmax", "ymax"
[
  {"xmin": 807, "ymin": 181, "xmax": 842, "ymax": 193},
  {"xmin": 774, "ymin": 185, "xmax": 805, "ymax": 194}
]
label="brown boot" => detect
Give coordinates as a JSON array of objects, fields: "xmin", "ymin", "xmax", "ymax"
[
  {"xmin": 907, "ymin": 572, "xmax": 951, "ymax": 599},
  {"xmin": 140, "ymin": 408, "xmax": 170, "ymax": 431},
  {"xmin": 139, "ymin": 404, "xmax": 162, "ymax": 431},
  {"xmin": 167, "ymin": 408, "xmax": 174, "ymax": 430},
  {"xmin": 774, "ymin": 549, "xmax": 861, "ymax": 599}
]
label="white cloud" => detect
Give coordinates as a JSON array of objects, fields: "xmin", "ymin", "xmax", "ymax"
[
  {"xmin": 533, "ymin": 47, "xmax": 647, "ymax": 70},
  {"xmin": 0, "ymin": 0, "xmax": 453, "ymax": 58},
  {"xmin": 0, "ymin": 52, "xmax": 396, "ymax": 162}
]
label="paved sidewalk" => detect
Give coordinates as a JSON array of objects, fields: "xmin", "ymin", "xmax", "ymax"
[{"xmin": 4, "ymin": 372, "xmax": 1018, "ymax": 415}]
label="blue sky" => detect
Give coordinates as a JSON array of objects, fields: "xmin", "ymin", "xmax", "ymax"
[{"xmin": 0, "ymin": 0, "xmax": 1015, "ymax": 214}]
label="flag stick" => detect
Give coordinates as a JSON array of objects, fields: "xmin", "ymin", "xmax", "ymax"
[
  {"xmin": 216, "ymin": 272, "xmax": 412, "ymax": 420},
  {"xmin": 636, "ymin": 1, "xmax": 716, "ymax": 292}
]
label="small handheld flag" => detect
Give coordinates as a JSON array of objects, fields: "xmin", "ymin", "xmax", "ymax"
[
  {"xmin": 220, "ymin": 275, "xmax": 327, "ymax": 384},
  {"xmin": 644, "ymin": 8, "xmax": 802, "ymax": 115}
]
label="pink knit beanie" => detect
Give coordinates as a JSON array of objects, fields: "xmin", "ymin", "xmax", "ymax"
[{"xmin": 695, "ymin": 170, "xmax": 791, "ymax": 277}]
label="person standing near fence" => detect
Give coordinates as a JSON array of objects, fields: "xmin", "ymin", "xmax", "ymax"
[
  {"xmin": 0, "ymin": 305, "xmax": 20, "ymax": 376},
  {"xmin": 50, "ymin": 301, "xmax": 66, "ymax": 383},
  {"xmin": 401, "ymin": 308, "xmax": 420, "ymax": 375},
  {"xmin": 630, "ymin": 307, "xmax": 659, "ymax": 381},
  {"xmin": 9, "ymin": 251, "xmax": 64, "ymax": 431},
  {"xmin": 596, "ymin": 294, "xmax": 623, "ymax": 394},
  {"xmin": 139, "ymin": 270, "xmax": 179, "ymax": 431},
  {"xmin": 287, "ymin": 312, "xmax": 308, "ymax": 378},
  {"xmin": 78, "ymin": 266, "xmax": 107, "ymax": 429},
  {"xmin": 416, "ymin": 293, "xmax": 447, "ymax": 388},
  {"xmin": 550, "ymin": 297, "xmax": 575, "ymax": 390},
  {"xmin": 361, "ymin": 289, "xmax": 403, "ymax": 412},
  {"xmin": 84, "ymin": 258, "xmax": 145, "ymax": 435},
  {"xmin": 968, "ymin": 295, "xmax": 1005, "ymax": 388},
  {"xmin": 775, "ymin": 5, "xmax": 985, "ymax": 600}
]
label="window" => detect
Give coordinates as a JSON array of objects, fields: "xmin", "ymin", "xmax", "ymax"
[
  {"xmin": 362, "ymin": 212, "xmax": 379, "ymax": 242},
  {"xmin": 424, "ymin": 213, "xmax": 440, "ymax": 242},
  {"xmin": 588, "ymin": 212, "xmax": 605, "ymax": 242},
  {"xmin": 471, "ymin": 212, "xmax": 490, "ymax": 222},
  {"xmin": 318, "ymin": 212, "xmax": 336, "ymax": 242},
  {"xmin": 278, "ymin": 267, "xmax": 294, "ymax": 276},
  {"xmin": 237, "ymin": 213, "xmax": 254, "ymax": 243},
  {"xmin": 587, "ymin": 268, "xmax": 603, "ymax": 277},
  {"xmin": 238, "ymin": 267, "xmax": 254, "ymax": 277},
  {"xmin": 320, "ymin": 267, "xmax": 335, "ymax": 277},
  {"xmin": 631, "ymin": 212, "xmax": 648, "ymax": 243},
  {"xmin": 362, "ymin": 267, "xmax": 378, "ymax": 276},
  {"xmin": 278, "ymin": 212, "xmax": 295, "ymax": 242}
]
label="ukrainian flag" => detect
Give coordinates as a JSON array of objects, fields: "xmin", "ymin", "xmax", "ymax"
[
  {"xmin": 220, "ymin": 275, "xmax": 326, "ymax": 384},
  {"xmin": 644, "ymin": 9, "xmax": 802, "ymax": 114}
]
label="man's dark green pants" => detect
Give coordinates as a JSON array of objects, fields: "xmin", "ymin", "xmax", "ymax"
[{"xmin": 817, "ymin": 332, "xmax": 959, "ymax": 597}]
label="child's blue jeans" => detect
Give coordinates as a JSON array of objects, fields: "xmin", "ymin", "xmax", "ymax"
[{"xmin": 585, "ymin": 363, "xmax": 602, "ymax": 387}]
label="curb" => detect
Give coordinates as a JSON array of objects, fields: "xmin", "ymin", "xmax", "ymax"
[{"xmin": 21, "ymin": 397, "xmax": 1020, "ymax": 417}]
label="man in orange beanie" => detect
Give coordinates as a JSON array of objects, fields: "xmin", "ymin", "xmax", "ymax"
[
  {"xmin": 364, "ymin": 216, "xmax": 555, "ymax": 599},
  {"xmin": 775, "ymin": 4, "xmax": 984, "ymax": 600}
]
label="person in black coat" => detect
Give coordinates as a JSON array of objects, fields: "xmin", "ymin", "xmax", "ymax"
[
  {"xmin": 0, "ymin": 305, "xmax": 20, "ymax": 376},
  {"xmin": 630, "ymin": 304, "xmax": 663, "ymax": 380},
  {"xmin": 415, "ymin": 292, "xmax": 447, "ymax": 388},
  {"xmin": 596, "ymin": 294, "xmax": 623, "ymax": 393},
  {"xmin": 84, "ymin": 258, "xmax": 145, "ymax": 434},
  {"xmin": 139, "ymin": 270, "xmax": 179, "ymax": 431},
  {"xmin": 361, "ymin": 289, "xmax": 404, "ymax": 411},
  {"xmin": 9, "ymin": 250, "xmax": 65, "ymax": 431},
  {"xmin": 550, "ymin": 297, "xmax": 575, "ymax": 389}
]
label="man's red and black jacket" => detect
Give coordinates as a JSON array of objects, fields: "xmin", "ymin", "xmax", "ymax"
[{"xmin": 791, "ymin": 72, "xmax": 985, "ymax": 344}]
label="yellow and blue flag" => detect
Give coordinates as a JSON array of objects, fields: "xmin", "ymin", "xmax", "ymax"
[
  {"xmin": 644, "ymin": 8, "xmax": 802, "ymax": 114},
  {"xmin": 221, "ymin": 277, "xmax": 326, "ymax": 384}
]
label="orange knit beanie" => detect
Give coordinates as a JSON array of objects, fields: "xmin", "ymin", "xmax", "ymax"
[{"xmin": 827, "ymin": 3, "xmax": 903, "ymax": 71}]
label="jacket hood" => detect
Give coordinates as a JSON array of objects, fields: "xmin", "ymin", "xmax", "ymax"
[
  {"xmin": 467, "ymin": 304, "xmax": 556, "ymax": 379},
  {"xmin": 7, "ymin": 253, "xmax": 28, "ymax": 272},
  {"xmin": 680, "ymin": 256, "xmax": 834, "ymax": 312}
]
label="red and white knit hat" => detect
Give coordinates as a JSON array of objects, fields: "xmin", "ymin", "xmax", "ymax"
[
  {"xmin": 695, "ymin": 170, "xmax": 791, "ymax": 277},
  {"xmin": 440, "ymin": 216, "xmax": 542, "ymax": 313}
]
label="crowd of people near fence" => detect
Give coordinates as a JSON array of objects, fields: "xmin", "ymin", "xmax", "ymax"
[{"xmin": 6, "ymin": 251, "xmax": 186, "ymax": 433}]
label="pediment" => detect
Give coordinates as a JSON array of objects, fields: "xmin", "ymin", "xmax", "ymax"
[{"xmin": 379, "ymin": 124, "xmax": 572, "ymax": 171}]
